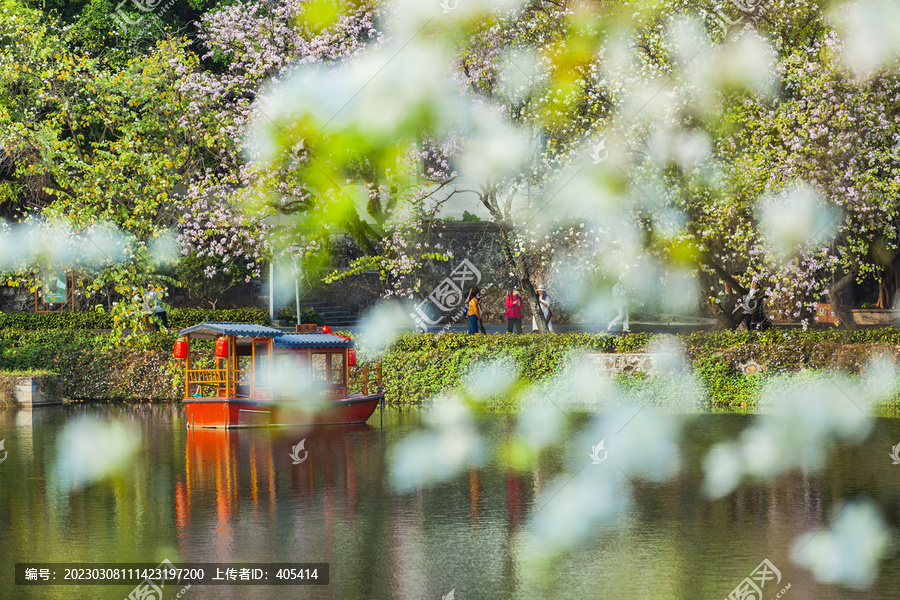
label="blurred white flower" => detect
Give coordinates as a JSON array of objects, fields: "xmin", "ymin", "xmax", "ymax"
[
  {"xmin": 757, "ymin": 183, "xmax": 841, "ymax": 259},
  {"xmin": 583, "ymin": 406, "xmax": 683, "ymax": 482},
  {"xmin": 0, "ymin": 219, "xmax": 135, "ymax": 269},
  {"xmin": 861, "ymin": 354, "xmax": 899, "ymax": 400},
  {"xmin": 148, "ymin": 229, "xmax": 181, "ymax": 265},
  {"xmin": 703, "ymin": 374, "xmax": 875, "ymax": 498},
  {"xmin": 54, "ymin": 418, "xmax": 141, "ymax": 491},
  {"xmin": 252, "ymin": 41, "xmax": 464, "ymax": 158},
  {"xmin": 832, "ymin": 0, "xmax": 900, "ymax": 76},
  {"xmin": 462, "ymin": 357, "xmax": 519, "ymax": 399},
  {"xmin": 531, "ymin": 352, "xmax": 617, "ymax": 411},
  {"xmin": 791, "ymin": 499, "xmax": 892, "ymax": 589},
  {"xmin": 390, "ymin": 397, "xmax": 482, "ymax": 492},
  {"xmin": 356, "ymin": 300, "xmax": 411, "ymax": 359},
  {"xmin": 711, "ymin": 30, "xmax": 776, "ymax": 96},
  {"xmin": 518, "ymin": 402, "xmax": 565, "ymax": 450},
  {"xmin": 388, "ymin": 0, "xmax": 524, "ymax": 35},
  {"xmin": 703, "ymin": 442, "xmax": 743, "ymax": 499},
  {"xmin": 457, "ymin": 108, "xmax": 534, "ymax": 183},
  {"xmin": 524, "ymin": 468, "xmax": 628, "ymax": 558}
]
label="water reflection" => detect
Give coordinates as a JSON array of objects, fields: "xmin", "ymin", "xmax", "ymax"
[{"xmin": 0, "ymin": 406, "xmax": 899, "ymax": 599}]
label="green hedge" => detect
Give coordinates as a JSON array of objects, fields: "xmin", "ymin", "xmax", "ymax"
[
  {"xmin": 0, "ymin": 328, "xmax": 898, "ymax": 406},
  {"xmin": 377, "ymin": 331, "xmax": 900, "ymax": 408},
  {"xmin": 0, "ymin": 307, "xmax": 321, "ymax": 331},
  {"xmin": 276, "ymin": 306, "xmax": 323, "ymax": 326},
  {"xmin": 0, "ymin": 330, "xmax": 183, "ymax": 401}
]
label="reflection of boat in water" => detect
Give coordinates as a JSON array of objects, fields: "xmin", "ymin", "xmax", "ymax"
[
  {"xmin": 175, "ymin": 323, "xmax": 384, "ymax": 428},
  {"xmin": 176, "ymin": 424, "xmax": 378, "ymax": 554}
]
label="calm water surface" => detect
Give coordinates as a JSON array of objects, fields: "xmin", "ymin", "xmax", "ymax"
[{"xmin": 2, "ymin": 404, "xmax": 900, "ymax": 599}]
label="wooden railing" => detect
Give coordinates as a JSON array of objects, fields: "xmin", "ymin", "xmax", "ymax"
[
  {"xmin": 186, "ymin": 368, "xmax": 227, "ymax": 397},
  {"xmin": 348, "ymin": 362, "xmax": 383, "ymax": 396}
]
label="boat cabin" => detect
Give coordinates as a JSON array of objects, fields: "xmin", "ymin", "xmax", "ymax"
[{"xmin": 175, "ymin": 322, "xmax": 367, "ymax": 402}]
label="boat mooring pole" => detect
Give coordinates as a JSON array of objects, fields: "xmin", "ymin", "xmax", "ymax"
[
  {"xmin": 290, "ymin": 245, "xmax": 301, "ymax": 327},
  {"xmin": 269, "ymin": 262, "xmax": 275, "ymax": 322}
]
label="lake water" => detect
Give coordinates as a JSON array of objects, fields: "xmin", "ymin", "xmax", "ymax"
[{"xmin": 2, "ymin": 404, "xmax": 900, "ymax": 599}]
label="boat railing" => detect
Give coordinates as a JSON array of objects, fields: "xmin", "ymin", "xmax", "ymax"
[
  {"xmin": 348, "ymin": 362, "xmax": 383, "ymax": 396},
  {"xmin": 186, "ymin": 368, "xmax": 228, "ymax": 397}
]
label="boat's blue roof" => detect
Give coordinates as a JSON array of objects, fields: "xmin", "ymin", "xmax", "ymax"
[
  {"xmin": 179, "ymin": 322, "xmax": 353, "ymax": 348},
  {"xmin": 274, "ymin": 333, "xmax": 353, "ymax": 349},
  {"xmin": 179, "ymin": 322, "xmax": 284, "ymax": 339}
]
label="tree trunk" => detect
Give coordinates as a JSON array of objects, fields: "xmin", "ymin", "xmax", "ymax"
[
  {"xmin": 829, "ymin": 267, "xmax": 857, "ymax": 330},
  {"xmin": 877, "ymin": 272, "xmax": 890, "ymax": 309},
  {"xmin": 697, "ymin": 269, "xmax": 744, "ymax": 330},
  {"xmin": 479, "ymin": 187, "xmax": 549, "ymax": 332},
  {"xmin": 494, "ymin": 221, "xmax": 549, "ymax": 332}
]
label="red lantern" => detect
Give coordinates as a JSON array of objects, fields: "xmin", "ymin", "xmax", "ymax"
[
  {"xmin": 173, "ymin": 339, "xmax": 187, "ymax": 359},
  {"xmin": 215, "ymin": 337, "xmax": 229, "ymax": 358},
  {"xmin": 348, "ymin": 347, "xmax": 357, "ymax": 367},
  {"xmin": 322, "ymin": 325, "xmax": 332, "ymax": 334}
]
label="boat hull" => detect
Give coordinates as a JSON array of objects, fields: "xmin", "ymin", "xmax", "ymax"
[{"xmin": 184, "ymin": 394, "xmax": 384, "ymax": 428}]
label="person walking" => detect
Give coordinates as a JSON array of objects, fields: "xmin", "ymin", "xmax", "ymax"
[
  {"xmin": 466, "ymin": 286, "xmax": 482, "ymax": 334},
  {"xmin": 607, "ymin": 277, "xmax": 630, "ymax": 333},
  {"xmin": 144, "ymin": 286, "xmax": 168, "ymax": 331},
  {"xmin": 506, "ymin": 287, "xmax": 523, "ymax": 333},
  {"xmin": 531, "ymin": 285, "xmax": 553, "ymax": 332},
  {"xmin": 733, "ymin": 280, "xmax": 766, "ymax": 331}
]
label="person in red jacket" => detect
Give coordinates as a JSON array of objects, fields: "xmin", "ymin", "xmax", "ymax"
[{"xmin": 506, "ymin": 287, "xmax": 523, "ymax": 334}]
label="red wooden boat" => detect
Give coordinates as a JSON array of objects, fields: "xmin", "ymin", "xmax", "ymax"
[{"xmin": 174, "ymin": 322, "xmax": 383, "ymax": 428}]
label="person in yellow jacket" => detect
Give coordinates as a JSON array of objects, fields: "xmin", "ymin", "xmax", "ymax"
[{"xmin": 466, "ymin": 286, "xmax": 485, "ymax": 334}]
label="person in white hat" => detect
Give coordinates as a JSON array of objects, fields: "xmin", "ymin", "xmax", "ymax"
[
  {"xmin": 531, "ymin": 285, "xmax": 553, "ymax": 332},
  {"xmin": 607, "ymin": 276, "xmax": 630, "ymax": 333}
]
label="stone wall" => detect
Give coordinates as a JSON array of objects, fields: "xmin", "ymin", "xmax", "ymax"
[
  {"xmin": 303, "ymin": 221, "xmax": 520, "ymax": 322},
  {"xmin": 305, "ymin": 221, "xmax": 581, "ymax": 324},
  {"xmin": 0, "ymin": 286, "xmax": 31, "ymax": 313},
  {"xmin": 588, "ymin": 353, "xmax": 670, "ymax": 377},
  {"xmin": 0, "ymin": 374, "xmax": 63, "ymax": 406}
]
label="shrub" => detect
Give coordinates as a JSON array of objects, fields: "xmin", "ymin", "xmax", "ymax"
[
  {"xmin": 0, "ymin": 307, "xmax": 321, "ymax": 331},
  {"xmin": 276, "ymin": 306, "xmax": 323, "ymax": 326},
  {"xmin": 0, "ymin": 328, "xmax": 897, "ymax": 406}
]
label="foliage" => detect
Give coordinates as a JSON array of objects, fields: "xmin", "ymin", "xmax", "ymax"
[
  {"xmin": 0, "ymin": 307, "xmax": 318, "ymax": 330},
  {"xmin": 0, "ymin": 327, "xmax": 898, "ymax": 408},
  {"xmin": 20, "ymin": 0, "xmax": 220, "ymax": 52},
  {"xmin": 0, "ymin": 5, "xmax": 211, "ymax": 333},
  {"xmin": 175, "ymin": 253, "xmax": 255, "ymax": 309},
  {"xmin": 276, "ymin": 306, "xmax": 323, "ymax": 326},
  {"xmin": 167, "ymin": 307, "xmax": 278, "ymax": 329},
  {"xmin": 376, "ymin": 330, "xmax": 900, "ymax": 406},
  {"xmin": 0, "ymin": 330, "xmax": 182, "ymax": 400},
  {"xmin": 712, "ymin": 29, "xmax": 900, "ymax": 324}
]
